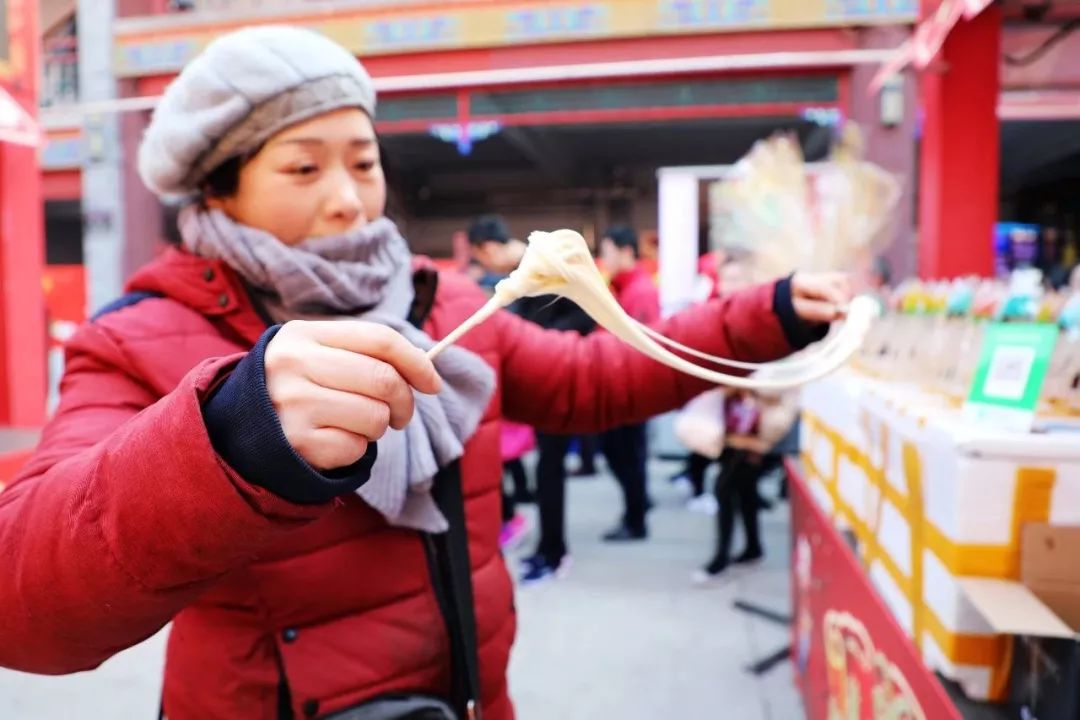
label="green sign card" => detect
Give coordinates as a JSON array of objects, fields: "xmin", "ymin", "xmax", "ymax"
[{"xmin": 964, "ymin": 322, "xmax": 1060, "ymax": 432}]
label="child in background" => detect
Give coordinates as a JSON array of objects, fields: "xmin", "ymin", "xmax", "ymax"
[
  {"xmin": 694, "ymin": 388, "xmax": 798, "ymax": 584},
  {"xmin": 499, "ymin": 421, "xmax": 535, "ymax": 550},
  {"xmin": 691, "ymin": 258, "xmax": 799, "ymax": 584}
]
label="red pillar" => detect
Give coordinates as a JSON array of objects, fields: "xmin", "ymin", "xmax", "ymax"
[
  {"xmin": 0, "ymin": 0, "xmax": 47, "ymax": 428},
  {"xmin": 917, "ymin": 5, "xmax": 1001, "ymax": 279}
]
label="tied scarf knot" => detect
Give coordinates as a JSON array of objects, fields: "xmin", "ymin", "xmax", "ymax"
[{"xmin": 180, "ymin": 206, "xmax": 495, "ymax": 532}]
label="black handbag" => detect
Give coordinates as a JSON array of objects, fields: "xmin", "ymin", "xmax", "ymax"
[{"xmin": 320, "ymin": 695, "xmax": 457, "ymax": 720}]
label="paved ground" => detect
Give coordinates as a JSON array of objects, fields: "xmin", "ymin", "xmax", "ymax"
[
  {"xmin": 0, "ymin": 459, "xmax": 804, "ymax": 720},
  {"xmin": 508, "ymin": 459, "xmax": 803, "ymax": 720}
]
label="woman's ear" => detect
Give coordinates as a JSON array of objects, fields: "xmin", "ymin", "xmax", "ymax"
[{"xmin": 203, "ymin": 195, "xmax": 226, "ymax": 211}]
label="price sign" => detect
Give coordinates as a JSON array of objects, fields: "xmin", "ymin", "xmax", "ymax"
[{"xmin": 964, "ymin": 323, "xmax": 1059, "ymax": 432}]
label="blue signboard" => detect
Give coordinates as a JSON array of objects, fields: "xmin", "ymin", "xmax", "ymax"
[
  {"xmin": 506, "ymin": 5, "xmax": 608, "ymax": 41},
  {"xmin": 825, "ymin": 0, "xmax": 919, "ymax": 21},
  {"xmin": 659, "ymin": 0, "xmax": 769, "ymax": 30},
  {"xmin": 41, "ymin": 136, "xmax": 82, "ymax": 169},
  {"xmin": 366, "ymin": 15, "xmax": 458, "ymax": 51},
  {"xmin": 122, "ymin": 39, "xmax": 197, "ymax": 75}
]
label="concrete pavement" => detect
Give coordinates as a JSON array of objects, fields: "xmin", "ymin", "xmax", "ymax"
[{"xmin": 508, "ymin": 460, "xmax": 803, "ymax": 720}]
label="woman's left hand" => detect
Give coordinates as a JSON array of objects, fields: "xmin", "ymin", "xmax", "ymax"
[{"xmin": 790, "ymin": 272, "xmax": 852, "ymax": 324}]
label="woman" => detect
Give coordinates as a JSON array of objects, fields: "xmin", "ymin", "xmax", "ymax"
[
  {"xmin": 688, "ymin": 258, "xmax": 800, "ymax": 583},
  {"xmin": 693, "ymin": 389, "xmax": 799, "ymax": 585},
  {"xmin": 0, "ymin": 27, "xmax": 848, "ymax": 720},
  {"xmin": 672, "ymin": 256, "xmax": 746, "ymax": 511}
]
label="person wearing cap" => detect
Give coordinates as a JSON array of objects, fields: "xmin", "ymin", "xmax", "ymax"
[{"xmin": 0, "ymin": 27, "xmax": 850, "ymax": 720}]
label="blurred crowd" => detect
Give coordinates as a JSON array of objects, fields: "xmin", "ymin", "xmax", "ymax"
[{"xmin": 458, "ymin": 214, "xmax": 846, "ymax": 587}]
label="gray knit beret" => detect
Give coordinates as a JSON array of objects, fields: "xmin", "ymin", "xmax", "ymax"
[{"xmin": 138, "ymin": 26, "xmax": 377, "ymax": 197}]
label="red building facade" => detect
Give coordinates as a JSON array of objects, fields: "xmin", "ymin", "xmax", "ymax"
[
  {"xmin": 0, "ymin": 0, "xmax": 46, "ymax": 429},
  {"xmin": 9, "ymin": 0, "xmax": 1080, "ymax": 439}
]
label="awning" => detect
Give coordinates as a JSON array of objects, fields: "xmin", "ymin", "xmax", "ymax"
[
  {"xmin": 869, "ymin": 0, "xmax": 995, "ymax": 94},
  {"xmin": 0, "ymin": 84, "xmax": 42, "ymax": 147}
]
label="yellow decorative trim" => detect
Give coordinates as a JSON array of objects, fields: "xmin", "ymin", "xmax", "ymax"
[
  {"xmin": 904, "ymin": 442, "xmax": 925, "ymax": 653},
  {"xmin": 921, "ymin": 605, "xmax": 1006, "ymax": 667},
  {"xmin": 802, "ymin": 413, "xmax": 1059, "ymax": 581},
  {"xmin": 799, "ymin": 409, "xmax": 1058, "ymax": 702}
]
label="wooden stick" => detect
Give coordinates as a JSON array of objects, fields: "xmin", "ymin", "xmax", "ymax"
[{"xmin": 426, "ymin": 297, "xmax": 504, "ymax": 360}]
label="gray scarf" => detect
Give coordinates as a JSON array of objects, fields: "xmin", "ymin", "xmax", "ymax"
[{"xmin": 180, "ymin": 206, "xmax": 495, "ymax": 532}]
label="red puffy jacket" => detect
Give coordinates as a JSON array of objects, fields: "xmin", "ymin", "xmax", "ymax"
[{"xmin": 0, "ymin": 247, "xmax": 796, "ymax": 719}]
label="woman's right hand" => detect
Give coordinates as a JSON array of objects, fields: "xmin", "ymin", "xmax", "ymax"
[{"xmin": 264, "ymin": 321, "xmax": 442, "ymax": 471}]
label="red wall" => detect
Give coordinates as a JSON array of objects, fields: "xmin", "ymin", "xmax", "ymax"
[
  {"xmin": 850, "ymin": 25, "xmax": 920, "ymax": 281},
  {"xmin": 0, "ymin": 0, "xmax": 47, "ymax": 427},
  {"xmin": 917, "ymin": 6, "xmax": 1000, "ymax": 279}
]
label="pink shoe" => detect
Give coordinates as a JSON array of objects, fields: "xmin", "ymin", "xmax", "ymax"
[{"xmin": 499, "ymin": 514, "xmax": 530, "ymax": 551}]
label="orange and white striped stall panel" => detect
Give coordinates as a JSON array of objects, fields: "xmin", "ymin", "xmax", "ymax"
[{"xmin": 799, "ymin": 371, "xmax": 1080, "ymax": 702}]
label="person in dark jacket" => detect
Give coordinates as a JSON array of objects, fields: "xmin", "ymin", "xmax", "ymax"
[
  {"xmin": 467, "ymin": 216, "xmax": 534, "ymax": 548},
  {"xmin": 467, "ymin": 215, "xmax": 597, "ymax": 579},
  {"xmin": 596, "ymin": 225, "xmax": 661, "ymax": 541},
  {"xmin": 0, "ymin": 27, "xmax": 851, "ymax": 720}
]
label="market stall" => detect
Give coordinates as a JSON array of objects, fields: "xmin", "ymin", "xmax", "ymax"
[
  {"xmin": 792, "ymin": 295, "xmax": 1080, "ymax": 718},
  {"xmin": 701, "ymin": 112, "xmax": 1080, "ymax": 719}
]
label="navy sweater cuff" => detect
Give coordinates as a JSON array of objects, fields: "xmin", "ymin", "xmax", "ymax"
[
  {"xmin": 773, "ymin": 275, "xmax": 830, "ymax": 350},
  {"xmin": 202, "ymin": 325, "xmax": 377, "ymax": 505}
]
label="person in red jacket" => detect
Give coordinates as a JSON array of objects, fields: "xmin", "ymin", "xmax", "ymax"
[
  {"xmin": 0, "ymin": 26, "xmax": 850, "ymax": 720},
  {"xmin": 600, "ymin": 224, "xmax": 661, "ymax": 325},
  {"xmin": 596, "ymin": 225, "xmax": 661, "ymax": 541}
]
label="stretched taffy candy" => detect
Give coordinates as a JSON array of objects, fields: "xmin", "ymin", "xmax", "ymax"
[{"xmin": 428, "ymin": 229, "xmax": 880, "ymax": 390}]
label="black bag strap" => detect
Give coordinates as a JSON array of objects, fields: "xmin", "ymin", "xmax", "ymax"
[
  {"xmin": 407, "ymin": 268, "xmax": 439, "ymax": 330},
  {"xmin": 409, "ymin": 268, "xmax": 482, "ymax": 720},
  {"xmin": 429, "ymin": 465, "xmax": 483, "ymax": 720}
]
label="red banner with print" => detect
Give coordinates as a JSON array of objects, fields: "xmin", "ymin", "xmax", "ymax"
[{"xmin": 788, "ymin": 462, "xmax": 962, "ymax": 720}]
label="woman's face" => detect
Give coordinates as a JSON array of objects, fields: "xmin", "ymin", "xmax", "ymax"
[{"xmin": 209, "ymin": 108, "xmax": 386, "ymax": 245}]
